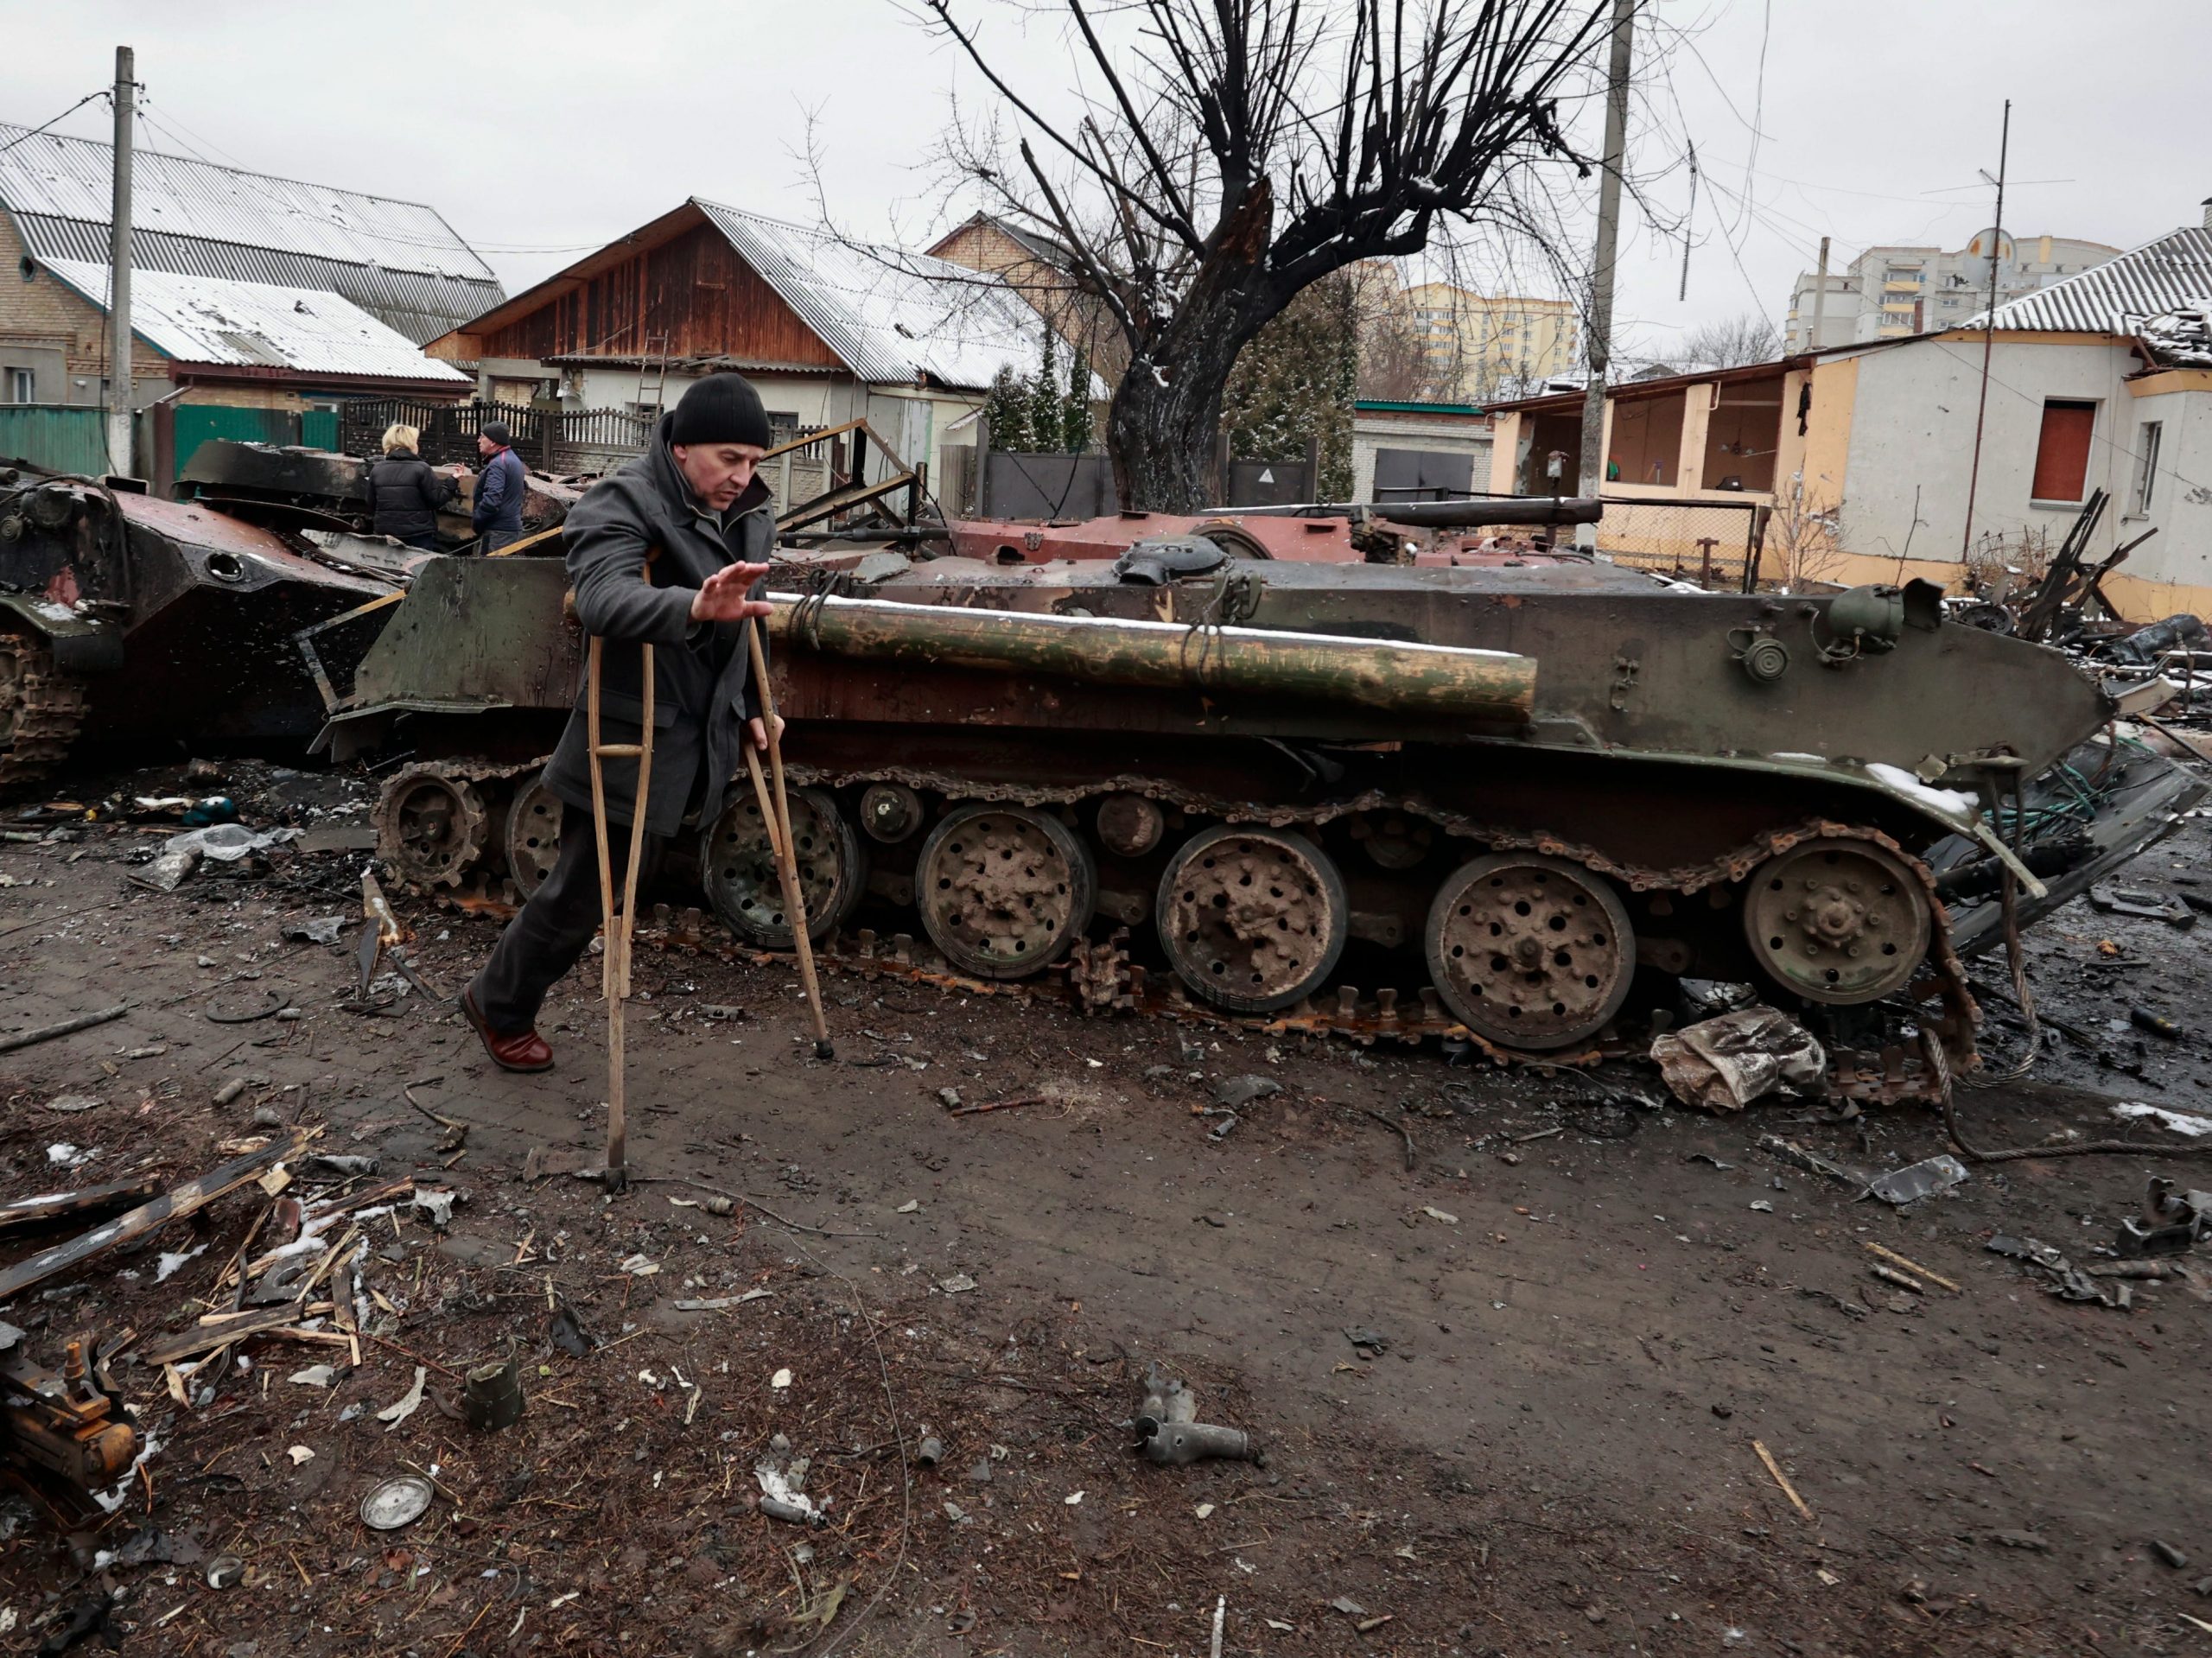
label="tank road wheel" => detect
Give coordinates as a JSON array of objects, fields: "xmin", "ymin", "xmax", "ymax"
[
  {"xmin": 1425, "ymin": 853, "xmax": 1634, "ymax": 1051},
  {"xmin": 374, "ymin": 765, "xmax": 490, "ymax": 888},
  {"xmin": 503, "ymin": 772, "xmax": 564, "ymax": 900},
  {"xmin": 0, "ymin": 632, "xmax": 87, "ymax": 796},
  {"xmin": 1742, "ymin": 836, "xmax": 1931, "ymax": 1005},
  {"xmin": 702, "ymin": 787, "xmax": 866, "ymax": 948},
  {"xmin": 1156, "ymin": 826, "xmax": 1348, "ymax": 1015},
  {"xmin": 916, "ymin": 804, "xmax": 1096, "ymax": 980}
]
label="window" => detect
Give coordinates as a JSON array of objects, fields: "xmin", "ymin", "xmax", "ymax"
[
  {"xmin": 2031, "ymin": 400, "xmax": 2096, "ymax": 504},
  {"xmin": 2131, "ymin": 420, "xmax": 2164, "ymax": 516},
  {"xmin": 3, "ymin": 367, "xmax": 30, "ymax": 403}
]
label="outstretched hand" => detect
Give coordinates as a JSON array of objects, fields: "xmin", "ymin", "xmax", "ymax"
[{"xmin": 690, "ymin": 561, "xmax": 774, "ymax": 624}]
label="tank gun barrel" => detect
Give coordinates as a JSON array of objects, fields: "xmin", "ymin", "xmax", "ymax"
[
  {"xmin": 763, "ymin": 594, "xmax": 1535, "ymax": 722},
  {"xmin": 1205, "ymin": 496, "xmax": 1605, "ymax": 528}
]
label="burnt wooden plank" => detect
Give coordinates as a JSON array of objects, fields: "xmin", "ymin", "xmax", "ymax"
[
  {"xmin": 0, "ymin": 1178, "xmax": 162, "ymax": 1240},
  {"xmin": 0, "ymin": 1134, "xmax": 305, "ymax": 1306}
]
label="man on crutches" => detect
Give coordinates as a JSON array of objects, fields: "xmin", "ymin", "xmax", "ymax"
[{"xmin": 462, "ymin": 373, "xmax": 779, "ymax": 1073}]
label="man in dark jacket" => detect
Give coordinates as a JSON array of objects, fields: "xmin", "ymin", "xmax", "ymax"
[
  {"xmin": 367, "ymin": 422, "xmax": 458, "ymax": 549},
  {"xmin": 461, "ymin": 374, "xmax": 778, "ymax": 1071},
  {"xmin": 472, "ymin": 422, "xmax": 529, "ymax": 552}
]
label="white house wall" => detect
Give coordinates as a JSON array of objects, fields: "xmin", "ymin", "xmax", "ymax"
[
  {"xmin": 1839, "ymin": 334, "xmax": 2135, "ymax": 566},
  {"xmin": 1350, "ymin": 416, "xmax": 1492, "ymax": 500},
  {"xmin": 2113, "ymin": 379, "xmax": 2212, "ymax": 592}
]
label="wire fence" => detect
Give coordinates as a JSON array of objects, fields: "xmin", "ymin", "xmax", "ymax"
[
  {"xmin": 337, "ymin": 398, "xmax": 659, "ymax": 475},
  {"xmin": 1592, "ymin": 497, "xmax": 1770, "ymax": 592}
]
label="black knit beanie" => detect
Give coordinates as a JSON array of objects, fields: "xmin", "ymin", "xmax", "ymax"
[
  {"xmin": 482, "ymin": 421, "xmax": 512, "ymax": 447},
  {"xmin": 668, "ymin": 373, "xmax": 772, "ymax": 448}
]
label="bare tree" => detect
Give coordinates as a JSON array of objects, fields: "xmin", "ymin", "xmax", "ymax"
[
  {"xmin": 921, "ymin": 1, "xmax": 1618, "ymax": 511},
  {"xmin": 1767, "ymin": 473, "xmax": 1847, "ymax": 589},
  {"xmin": 1680, "ymin": 312, "xmax": 1783, "ymax": 369},
  {"xmin": 1343, "ymin": 259, "xmax": 1428, "ymax": 401}
]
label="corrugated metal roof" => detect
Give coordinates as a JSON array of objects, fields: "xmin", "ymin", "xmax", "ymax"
[
  {"xmin": 1968, "ymin": 226, "xmax": 2212, "ymax": 334},
  {"xmin": 695, "ymin": 199, "xmax": 1083, "ymax": 391},
  {"xmin": 41, "ymin": 260, "xmax": 470, "ymax": 383},
  {"xmin": 0, "ymin": 122, "xmax": 502, "ymax": 344}
]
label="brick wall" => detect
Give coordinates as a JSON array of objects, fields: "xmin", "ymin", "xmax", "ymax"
[
  {"xmin": 0, "ymin": 215, "xmax": 172, "ymax": 406},
  {"xmin": 172, "ymin": 383, "xmax": 308, "ymax": 411}
]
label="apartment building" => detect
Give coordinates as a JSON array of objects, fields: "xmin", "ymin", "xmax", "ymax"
[
  {"xmin": 1783, "ymin": 230, "xmax": 2120, "ymax": 350},
  {"xmin": 1402, "ymin": 284, "xmax": 1580, "ymax": 402}
]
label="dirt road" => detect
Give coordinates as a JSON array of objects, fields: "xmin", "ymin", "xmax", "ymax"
[{"xmin": 0, "ymin": 767, "xmax": 2208, "ymax": 1655}]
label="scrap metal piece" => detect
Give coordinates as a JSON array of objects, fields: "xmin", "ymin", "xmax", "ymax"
[
  {"xmin": 461, "ymin": 1358, "xmax": 525, "ymax": 1432},
  {"xmin": 359, "ymin": 1475, "xmax": 434, "ymax": 1531},
  {"xmin": 2090, "ymin": 886, "xmax": 2193, "ymax": 927},
  {"xmin": 1129, "ymin": 1361, "xmax": 1259, "ymax": 1466},
  {"xmin": 1866, "ymin": 1155, "xmax": 1970, "ymax": 1206},
  {"xmin": 2115, "ymin": 1178, "xmax": 2212, "ymax": 1258},
  {"xmin": 0, "ymin": 1330, "xmax": 138, "ymax": 1530},
  {"xmin": 1135, "ymin": 1417, "xmax": 1260, "ymax": 1466}
]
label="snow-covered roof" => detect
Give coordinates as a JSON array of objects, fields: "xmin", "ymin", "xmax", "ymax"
[
  {"xmin": 0, "ymin": 121, "xmax": 501, "ymax": 344},
  {"xmin": 2138, "ymin": 301, "xmax": 2212, "ymax": 367},
  {"xmin": 1967, "ymin": 226, "xmax": 2212, "ymax": 336},
  {"xmin": 41, "ymin": 261, "xmax": 468, "ymax": 383},
  {"xmin": 695, "ymin": 199, "xmax": 1088, "ymax": 392}
]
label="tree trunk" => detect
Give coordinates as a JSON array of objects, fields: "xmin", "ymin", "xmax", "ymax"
[
  {"xmin": 1107, "ymin": 343, "xmax": 1236, "ymax": 513},
  {"xmin": 1107, "ymin": 181, "xmax": 1279, "ymax": 515}
]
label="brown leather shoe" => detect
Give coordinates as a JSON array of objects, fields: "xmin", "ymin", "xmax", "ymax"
[{"xmin": 461, "ymin": 987, "xmax": 553, "ymax": 1073}]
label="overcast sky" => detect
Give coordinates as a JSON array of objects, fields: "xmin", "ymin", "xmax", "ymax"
[{"xmin": 3, "ymin": 0, "xmax": 2207, "ymax": 365}]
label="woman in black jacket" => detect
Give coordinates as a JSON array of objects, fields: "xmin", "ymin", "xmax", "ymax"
[{"xmin": 368, "ymin": 423, "xmax": 460, "ymax": 549}]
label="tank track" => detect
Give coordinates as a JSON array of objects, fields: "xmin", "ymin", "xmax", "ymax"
[
  {"xmin": 0, "ymin": 634, "xmax": 88, "ymax": 797},
  {"xmin": 389, "ymin": 750, "xmax": 1978, "ymax": 1103},
  {"xmin": 373, "ymin": 758, "xmax": 544, "ymax": 905}
]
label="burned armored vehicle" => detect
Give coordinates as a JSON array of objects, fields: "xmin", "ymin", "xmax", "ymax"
[
  {"xmin": 178, "ymin": 439, "xmax": 585, "ymax": 547},
  {"xmin": 324, "ymin": 535, "xmax": 2202, "ymax": 1084},
  {"xmin": 0, "ymin": 469, "xmax": 426, "ymax": 788}
]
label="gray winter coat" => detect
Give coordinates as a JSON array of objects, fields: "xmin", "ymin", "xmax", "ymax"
[{"xmin": 540, "ymin": 421, "xmax": 774, "ymax": 836}]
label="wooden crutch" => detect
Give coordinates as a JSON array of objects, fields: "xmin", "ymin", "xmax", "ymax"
[
  {"xmin": 585, "ymin": 630, "xmax": 655, "ymax": 1191},
  {"xmin": 745, "ymin": 614, "xmax": 834, "ymax": 1059}
]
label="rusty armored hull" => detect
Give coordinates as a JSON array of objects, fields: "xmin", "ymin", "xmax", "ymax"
[
  {"xmin": 327, "ymin": 543, "xmax": 2202, "ymax": 1088},
  {"xmin": 0, "ymin": 473, "xmax": 434, "ymax": 787},
  {"xmin": 178, "ymin": 439, "xmax": 585, "ymax": 547}
]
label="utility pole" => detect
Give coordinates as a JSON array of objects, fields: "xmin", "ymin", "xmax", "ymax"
[
  {"xmin": 1959, "ymin": 99, "xmax": 2011, "ymax": 562},
  {"xmin": 105, "ymin": 44, "xmax": 136, "ymax": 477},
  {"xmin": 1575, "ymin": 0, "xmax": 1635, "ymax": 550},
  {"xmin": 1810, "ymin": 235, "xmax": 1830, "ymax": 350}
]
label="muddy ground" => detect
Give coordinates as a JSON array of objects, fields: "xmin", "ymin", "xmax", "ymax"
[{"xmin": 0, "ymin": 759, "xmax": 2210, "ymax": 1657}]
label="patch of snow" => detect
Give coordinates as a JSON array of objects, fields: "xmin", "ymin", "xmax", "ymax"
[
  {"xmin": 2113, "ymin": 1102, "xmax": 2212, "ymax": 1137},
  {"xmin": 1768, "ymin": 753, "xmax": 1827, "ymax": 765},
  {"xmin": 1866, "ymin": 761, "xmax": 1978, "ymax": 819},
  {"xmin": 154, "ymin": 1244, "xmax": 207, "ymax": 1284}
]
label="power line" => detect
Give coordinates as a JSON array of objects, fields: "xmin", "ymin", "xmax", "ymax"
[{"xmin": 0, "ymin": 90, "xmax": 111, "ymax": 156}]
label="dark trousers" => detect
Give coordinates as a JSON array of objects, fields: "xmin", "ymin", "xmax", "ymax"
[{"xmin": 472, "ymin": 803, "xmax": 664, "ymax": 1034}]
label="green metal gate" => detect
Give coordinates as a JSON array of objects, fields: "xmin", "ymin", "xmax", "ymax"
[
  {"xmin": 0, "ymin": 405, "xmax": 110, "ymax": 476},
  {"xmin": 172, "ymin": 405, "xmax": 297, "ymax": 472}
]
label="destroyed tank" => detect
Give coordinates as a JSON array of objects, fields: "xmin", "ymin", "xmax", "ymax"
[
  {"xmin": 0, "ymin": 467, "xmax": 430, "ymax": 790},
  {"xmin": 323, "ymin": 530, "xmax": 2204, "ymax": 1089},
  {"xmin": 178, "ymin": 438, "xmax": 586, "ymax": 548}
]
